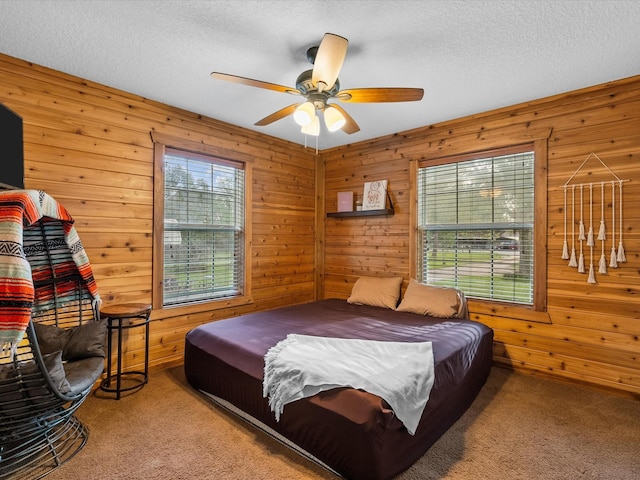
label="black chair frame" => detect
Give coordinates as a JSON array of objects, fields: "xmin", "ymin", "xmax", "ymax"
[{"xmin": 0, "ymin": 216, "xmax": 103, "ymax": 480}]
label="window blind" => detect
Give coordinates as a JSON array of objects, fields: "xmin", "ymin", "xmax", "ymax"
[
  {"xmin": 418, "ymin": 151, "xmax": 535, "ymax": 304},
  {"xmin": 163, "ymin": 149, "xmax": 245, "ymax": 306}
]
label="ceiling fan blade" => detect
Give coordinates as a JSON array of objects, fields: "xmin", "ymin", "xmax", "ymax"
[
  {"xmin": 336, "ymin": 87, "xmax": 424, "ymax": 103},
  {"xmin": 311, "ymin": 33, "xmax": 348, "ymax": 92},
  {"xmin": 255, "ymin": 104, "xmax": 302, "ymax": 126},
  {"xmin": 211, "ymin": 72, "xmax": 300, "ymax": 95},
  {"xmin": 329, "ymin": 104, "xmax": 360, "ymax": 134}
]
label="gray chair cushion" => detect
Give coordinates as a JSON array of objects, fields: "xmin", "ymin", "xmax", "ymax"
[
  {"xmin": 64, "ymin": 356, "xmax": 105, "ymax": 396},
  {"xmin": 64, "ymin": 321, "xmax": 107, "ymax": 360},
  {"xmin": 43, "ymin": 351, "xmax": 72, "ymax": 394},
  {"xmin": 34, "ymin": 321, "xmax": 106, "ymax": 361},
  {"xmin": 33, "ymin": 323, "xmax": 73, "ymax": 355}
]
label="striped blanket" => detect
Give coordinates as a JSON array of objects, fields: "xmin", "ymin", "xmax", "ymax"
[{"xmin": 0, "ymin": 190, "xmax": 100, "ymax": 356}]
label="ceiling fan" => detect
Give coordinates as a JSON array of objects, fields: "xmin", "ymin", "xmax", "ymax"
[{"xmin": 211, "ymin": 33, "xmax": 424, "ymax": 137}]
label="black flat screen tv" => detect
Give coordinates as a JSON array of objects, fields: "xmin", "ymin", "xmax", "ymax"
[{"xmin": 0, "ymin": 103, "xmax": 25, "ymax": 189}]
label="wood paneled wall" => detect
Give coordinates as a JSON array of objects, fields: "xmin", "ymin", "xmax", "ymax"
[
  {"xmin": 322, "ymin": 75, "xmax": 640, "ymax": 398},
  {"xmin": 0, "ymin": 53, "xmax": 318, "ymax": 372},
  {"xmin": 1, "ymin": 51, "xmax": 638, "ymax": 398}
]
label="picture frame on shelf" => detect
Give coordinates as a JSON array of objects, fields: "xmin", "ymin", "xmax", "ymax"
[
  {"xmin": 337, "ymin": 191, "xmax": 354, "ymax": 212},
  {"xmin": 362, "ymin": 180, "xmax": 388, "ymax": 211}
]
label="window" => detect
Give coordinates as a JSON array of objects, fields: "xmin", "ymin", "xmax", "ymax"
[
  {"xmin": 152, "ymin": 133, "xmax": 250, "ymax": 310},
  {"xmin": 417, "ymin": 145, "xmax": 536, "ymax": 305}
]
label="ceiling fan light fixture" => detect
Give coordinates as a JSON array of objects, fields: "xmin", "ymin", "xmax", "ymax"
[
  {"xmin": 311, "ymin": 33, "xmax": 348, "ymax": 92},
  {"xmin": 301, "ymin": 115, "xmax": 320, "ymax": 136},
  {"xmin": 211, "ymin": 33, "xmax": 422, "ymax": 138},
  {"xmin": 293, "ymin": 102, "xmax": 315, "ymax": 126},
  {"xmin": 324, "ymin": 106, "xmax": 346, "ymax": 132}
]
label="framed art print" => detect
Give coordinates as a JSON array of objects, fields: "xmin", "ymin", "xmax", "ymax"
[{"xmin": 362, "ymin": 180, "xmax": 388, "ymax": 210}]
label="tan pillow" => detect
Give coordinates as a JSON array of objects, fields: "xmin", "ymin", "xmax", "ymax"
[
  {"xmin": 347, "ymin": 276, "xmax": 403, "ymax": 310},
  {"xmin": 396, "ymin": 279, "xmax": 460, "ymax": 318}
]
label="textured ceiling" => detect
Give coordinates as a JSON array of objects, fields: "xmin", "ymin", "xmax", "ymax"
[{"xmin": 1, "ymin": 0, "xmax": 639, "ymax": 150}]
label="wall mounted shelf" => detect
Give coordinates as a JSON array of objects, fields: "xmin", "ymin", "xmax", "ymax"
[
  {"xmin": 327, "ymin": 191, "xmax": 394, "ymax": 217},
  {"xmin": 327, "ymin": 208, "xmax": 394, "ymax": 218}
]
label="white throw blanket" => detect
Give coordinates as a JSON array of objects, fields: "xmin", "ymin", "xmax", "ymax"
[{"xmin": 263, "ymin": 334, "xmax": 435, "ymax": 435}]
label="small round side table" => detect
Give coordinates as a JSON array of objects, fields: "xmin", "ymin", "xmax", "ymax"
[{"xmin": 99, "ymin": 303, "xmax": 152, "ymax": 400}]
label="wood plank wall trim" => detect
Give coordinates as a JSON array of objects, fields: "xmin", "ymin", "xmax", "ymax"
[
  {"xmin": 150, "ymin": 131, "xmax": 256, "ymax": 165},
  {"xmin": 315, "ymin": 154, "xmax": 325, "ymax": 300},
  {"xmin": 533, "ymin": 137, "xmax": 548, "ymax": 311},
  {"xmin": 152, "ymin": 136, "xmax": 165, "ymax": 309},
  {"xmin": 408, "ymin": 159, "xmax": 418, "ymax": 280}
]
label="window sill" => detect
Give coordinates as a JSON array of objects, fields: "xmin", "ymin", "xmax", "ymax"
[
  {"xmin": 152, "ymin": 295, "xmax": 254, "ymax": 320},
  {"xmin": 467, "ymin": 299, "xmax": 550, "ymax": 324}
]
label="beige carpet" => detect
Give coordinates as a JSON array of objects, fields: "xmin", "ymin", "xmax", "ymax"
[{"xmin": 46, "ymin": 366, "xmax": 640, "ymax": 480}]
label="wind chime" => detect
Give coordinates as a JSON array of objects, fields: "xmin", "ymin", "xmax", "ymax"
[{"xmin": 561, "ymin": 152, "xmax": 628, "ymax": 284}]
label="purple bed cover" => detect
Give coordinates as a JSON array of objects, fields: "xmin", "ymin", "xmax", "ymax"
[{"xmin": 184, "ymin": 298, "xmax": 493, "ymax": 480}]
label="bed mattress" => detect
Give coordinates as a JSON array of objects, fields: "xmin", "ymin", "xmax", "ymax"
[{"xmin": 184, "ymin": 298, "xmax": 493, "ymax": 479}]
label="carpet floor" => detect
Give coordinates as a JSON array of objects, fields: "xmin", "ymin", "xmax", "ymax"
[{"xmin": 46, "ymin": 365, "xmax": 640, "ymax": 479}]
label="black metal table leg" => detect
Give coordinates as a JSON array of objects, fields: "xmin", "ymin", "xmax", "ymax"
[{"xmin": 99, "ymin": 303, "xmax": 152, "ymax": 400}]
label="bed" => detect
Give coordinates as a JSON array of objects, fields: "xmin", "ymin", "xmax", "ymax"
[{"xmin": 184, "ymin": 278, "xmax": 493, "ymax": 480}]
